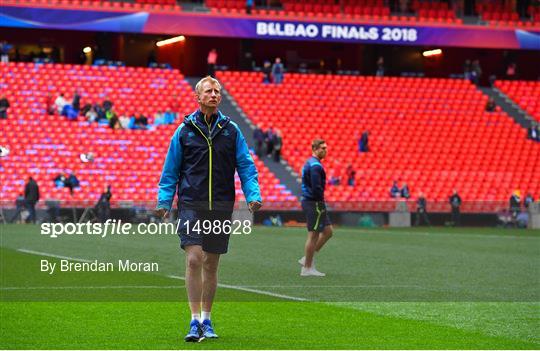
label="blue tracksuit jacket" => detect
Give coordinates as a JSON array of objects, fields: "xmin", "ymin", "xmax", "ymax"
[
  {"xmin": 301, "ymin": 156, "xmax": 326, "ymax": 202},
  {"xmin": 157, "ymin": 110, "xmax": 261, "ymax": 211}
]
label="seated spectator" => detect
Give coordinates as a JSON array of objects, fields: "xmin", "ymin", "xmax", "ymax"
[
  {"xmin": 0, "ymin": 94, "xmax": 9, "ymax": 119},
  {"xmin": 45, "ymin": 92, "xmax": 55, "ymax": 115},
  {"xmin": 485, "ymin": 97, "xmax": 496, "ymax": 112},
  {"xmin": 108, "ymin": 111, "xmax": 121, "ymax": 129},
  {"xmin": 135, "ymin": 113, "xmax": 148, "ymax": 129},
  {"xmin": 359, "ymin": 131, "xmax": 369, "ymax": 152},
  {"xmin": 0, "ymin": 145, "xmax": 9, "ymax": 158},
  {"xmin": 72, "ymin": 89, "xmax": 81, "ymax": 113},
  {"xmin": 401, "ymin": 183, "xmax": 410, "ymax": 199},
  {"xmin": 153, "ymin": 110, "xmax": 169, "ymax": 127},
  {"xmin": 163, "ymin": 109, "xmax": 176, "ymax": 124},
  {"xmin": 55, "ymin": 93, "xmax": 68, "ymax": 114},
  {"xmin": 63, "ymin": 104, "xmax": 78, "ymax": 120},
  {"xmin": 80, "ymin": 152, "xmax": 94, "ymax": 163},
  {"xmin": 328, "ymin": 170, "xmax": 341, "ymax": 186},
  {"xmin": 64, "ymin": 173, "xmax": 80, "ymax": 195},
  {"xmin": 102, "ymin": 96, "xmax": 113, "ymax": 112},
  {"xmin": 54, "ymin": 174, "xmax": 66, "ymax": 188},
  {"xmin": 53, "ymin": 173, "xmax": 80, "ymax": 195},
  {"xmin": 94, "ymin": 103, "xmax": 106, "ymax": 122},
  {"xmin": 346, "ymin": 164, "xmax": 356, "ymax": 186},
  {"xmin": 390, "ymin": 181, "xmax": 401, "ymax": 198},
  {"xmin": 85, "ymin": 107, "xmax": 98, "ymax": 122},
  {"xmin": 119, "ymin": 114, "xmax": 131, "ymax": 129}
]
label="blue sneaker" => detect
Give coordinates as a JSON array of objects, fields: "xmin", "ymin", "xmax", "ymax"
[
  {"xmin": 184, "ymin": 320, "xmax": 202, "ymax": 342},
  {"xmin": 201, "ymin": 319, "xmax": 218, "ymax": 338}
]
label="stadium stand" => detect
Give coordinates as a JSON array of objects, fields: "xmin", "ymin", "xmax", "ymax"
[
  {"xmin": 0, "ymin": 62, "xmax": 298, "ymax": 208},
  {"xmin": 4, "ymin": 0, "xmax": 539, "ymax": 27},
  {"xmin": 495, "ymin": 80, "xmax": 540, "ymax": 122},
  {"xmin": 217, "ymin": 71, "xmax": 540, "ymax": 212}
]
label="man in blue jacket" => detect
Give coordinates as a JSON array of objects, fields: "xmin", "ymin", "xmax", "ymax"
[
  {"xmin": 156, "ymin": 76, "xmax": 262, "ymax": 342},
  {"xmin": 298, "ymin": 139, "xmax": 333, "ymax": 277}
]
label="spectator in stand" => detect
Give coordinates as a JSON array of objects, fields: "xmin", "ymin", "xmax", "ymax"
[
  {"xmin": 96, "ymin": 185, "xmax": 112, "ymax": 223},
  {"xmin": 471, "ymin": 60, "xmax": 482, "ymax": 85},
  {"xmin": 401, "ymin": 183, "xmax": 410, "ymax": 199},
  {"xmin": 154, "ymin": 110, "xmax": 164, "ymax": 123},
  {"xmin": 246, "ymin": 0, "xmax": 253, "ymax": 14},
  {"xmin": 528, "ymin": 121, "xmax": 539, "ymax": 142},
  {"xmin": 262, "ymin": 60, "xmax": 272, "ymax": 84},
  {"xmin": 346, "ymin": 164, "xmax": 356, "ymax": 186},
  {"xmin": 449, "ymin": 189, "xmax": 462, "ymax": 226},
  {"xmin": 72, "ymin": 89, "xmax": 81, "ymax": 113},
  {"xmin": 119, "ymin": 113, "xmax": 131, "ymax": 129},
  {"xmin": 10, "ymin": 193, "xmax": 26, "ymax": 223},
  {"xmin": 359, "ymin": 131, "xmax": 369, "ymax": 152},
  {"xmin": 64, "ymin": 173, "xmax": 80, "ymax": 196},
  {"xmin": 390, "ymin": 181, "xmax": 401, "ymax": 198},
  {"xmin": 86, "ymin": 106, "xmax": 98, "ymax": 122},
  {"xmin": 253, "ymin": 127, "xmax": 265, "ymax": 158},
  {"xmin": 163, "ymin": 108, "xmax": 176, "ymax": 124},
  {"xmin": 463, "ymin": 59, "xmax": 471, "ymax": 80},
  {"xmin": 55, "ymin": 93, "xmax": 68, "ymax": 115},
  {"xmin": 265, "ymin": 127, "xmax": 275, "ymax": 157},
  {"xmin": 485, "ymin": 97, "xmax": 496, "ymax": 112},
  {"xmin": 272, "ymin": 129, "xmax": 283, "ymax": 162},
  {"xmin": 102, "ymin": 95, "xmax": 113, "ymax": 112},
  {"xmin": 24, "ymin": 176, "xmax": 40, "ymax": 223},
  {"xmin": 135, "ymin": 113, "xmax": 148, "ymax": 129},
  {"xmin": 328, "ymin": 170, "xmax": 341, "ymax": 186},
  {"xmin": 509, "ymin": 190, "xmax": 521, "ymax": 224},
  {"xmin": 376, "ymin": 56, "xmax": 385, "ymax": 77},
  {"xmin": 207, "ymin": 49, "xmax": 218, "ymax": 77},
  {"xmin": 0, "ymin": 94, "xmax": 10, "ymax": 119},
  {"xmin": 108, "ymin": 111, "xmax": 121, "ymax": 129},
  {"xmin": 271, "ymin": 57, "xmax": 284, "ymax": 84},
  {"xmin": 524, "ymin": 193, "xmax": 535, "ymax": 209},
  {"xmin": 94, "ymin": 102, "xmax": 106, "ymax": 122},
  {"xmin": 0, "ymin": 41, "xmax": 12, "ymax": 63},
  {"xmin": 45, "ymin": 92, "xmax": 55, "ymax": 115},
  {"xmin": 415, "ymin": 192, "xmax": 431, "ymax": 226},
  {"xmin": 506, "ymin": 62, "xmax": 517, "ymax": 80}
]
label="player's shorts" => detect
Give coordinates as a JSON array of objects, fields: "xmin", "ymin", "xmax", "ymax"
[
  {"xmin": 177, "ymin": 209, "xmax": 233, "ymax": 254},
  {"xmin": 301, "ymin": 200, "xmax": 332, "ymax": 232}
]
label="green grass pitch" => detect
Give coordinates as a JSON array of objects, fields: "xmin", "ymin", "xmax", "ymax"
[{"xmin": 1, "ymin": 224, "xmax": 539, "ymax": 349}]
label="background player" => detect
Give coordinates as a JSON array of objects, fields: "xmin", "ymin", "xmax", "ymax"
[{"xmin": 299, "ymin": 139, "xmax": 334, "ymax": 277}]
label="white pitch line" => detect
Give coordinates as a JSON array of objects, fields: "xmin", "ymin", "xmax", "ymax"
[
  {"xmin": 1, "ymin": 285, "xmax": 183, "ymax": 290},
  {"xmin": 167, "ymin": 275, "xmax": 308, "ymax": 301},
  {"xmin": 17, "ymin": 249, "xmax": 94, "ymax": 262},
  {"xmin": 15, "ymin": 248, "xmax": 307, "ymax": 302}
]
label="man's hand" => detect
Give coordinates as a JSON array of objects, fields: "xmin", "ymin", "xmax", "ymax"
[
  {"xmin": 248, "ymin": 201, "xmax": 262, "ymax": 212},
  {"xmin": 154, "ymin": 208, "xmax": 169, "ymax": 219}
]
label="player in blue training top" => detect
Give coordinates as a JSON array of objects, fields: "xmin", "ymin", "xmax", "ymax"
[
  {"xmin": 298, "ymin": 139, "xmax": 334, "ymax": 276},
  {"xmin": 156, "ymin": 76, "xmax": 262, "ymax": 342}
]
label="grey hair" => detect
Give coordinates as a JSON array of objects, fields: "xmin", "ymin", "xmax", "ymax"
[{"xmin": 195, "ymin": 76, "xmax": 221, "ymax": 95}]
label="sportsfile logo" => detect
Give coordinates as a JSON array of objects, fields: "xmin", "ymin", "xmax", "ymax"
[{"xmin": 40, "ymin": 219, "xmax": 252, "ymax": 238}]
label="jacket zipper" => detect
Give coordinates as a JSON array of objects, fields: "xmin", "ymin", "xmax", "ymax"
[{"xmin": 191, "ymin": 120, "xmax": 213, "ymax": 210}]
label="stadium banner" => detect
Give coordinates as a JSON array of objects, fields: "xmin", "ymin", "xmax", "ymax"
[{"xmin": 1, "ymin": 5, "xmax": 540, "ymax": 50}]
